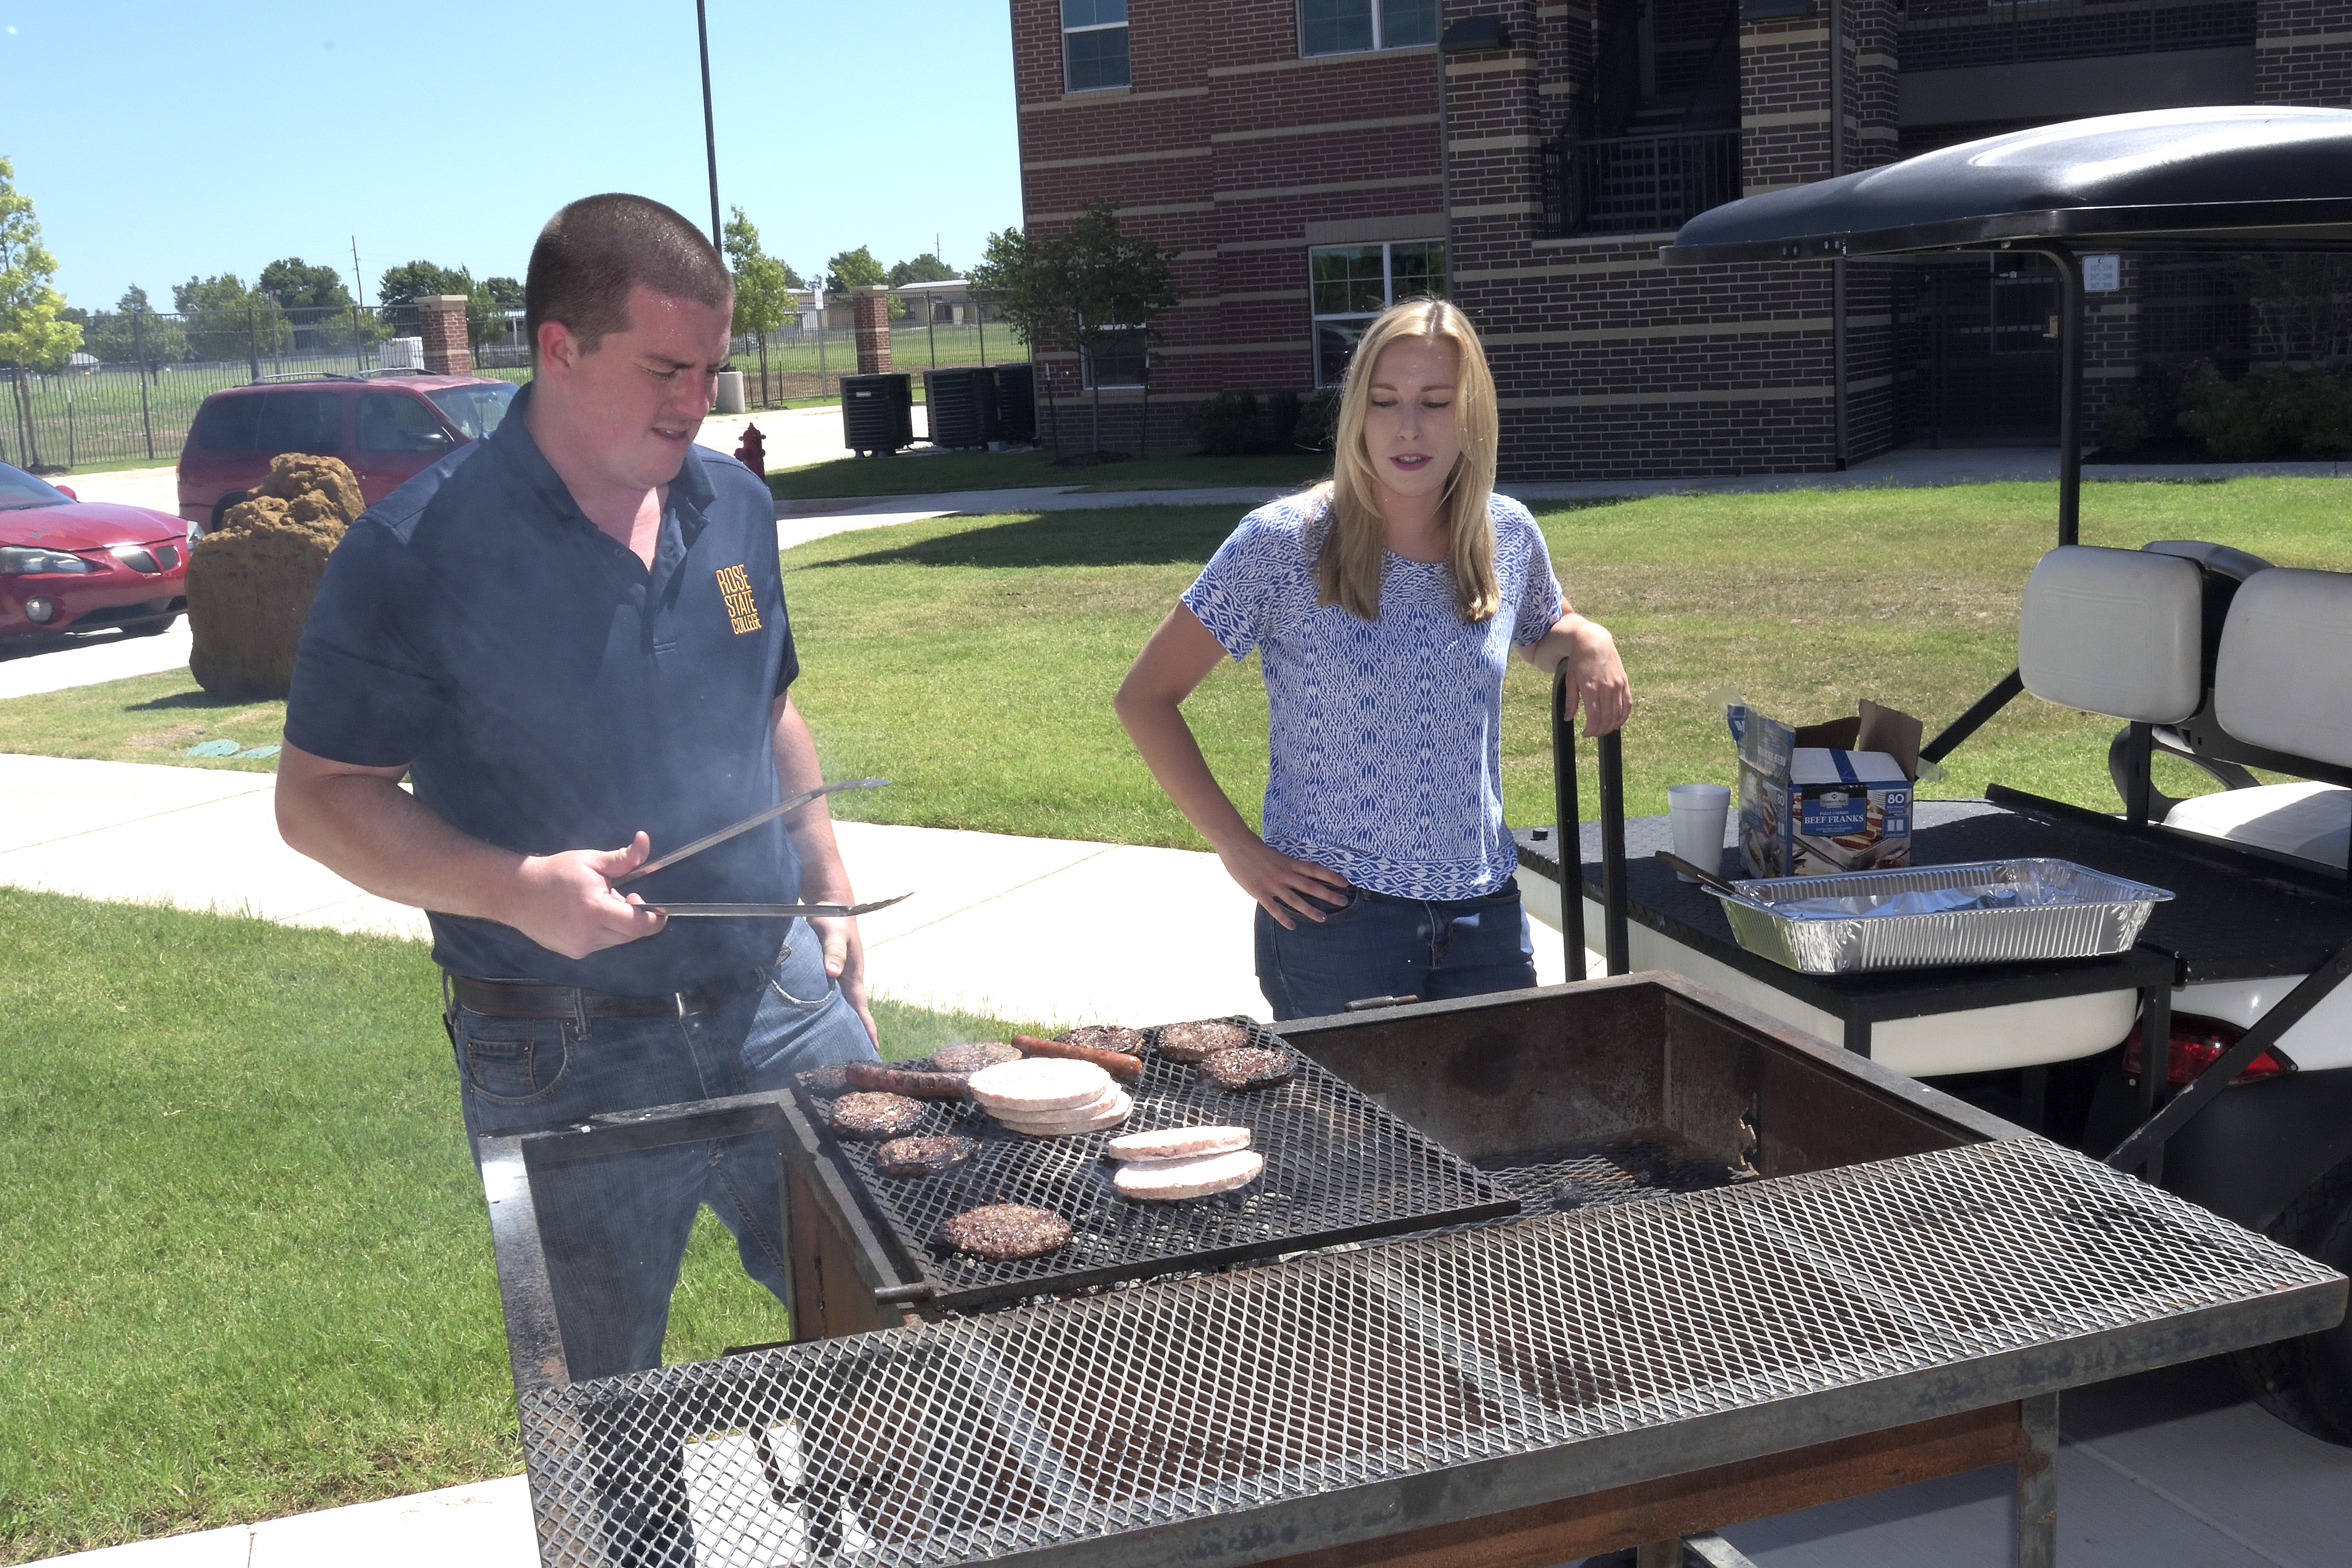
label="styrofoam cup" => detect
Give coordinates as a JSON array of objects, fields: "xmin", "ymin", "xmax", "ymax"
[{"xmin": 1666, "ymin": 783, "xmax": 1733, "ymax": 881}]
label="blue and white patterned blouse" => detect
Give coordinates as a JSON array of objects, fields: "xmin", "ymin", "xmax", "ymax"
[{"xmin": 1181, "ymin": 490, "xmax": 1564, "ymax": 901}]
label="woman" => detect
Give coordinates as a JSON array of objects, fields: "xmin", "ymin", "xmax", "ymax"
[{"xmin": 1116, "ymin": 298, "xmax": 1632, "ymax": 1021}]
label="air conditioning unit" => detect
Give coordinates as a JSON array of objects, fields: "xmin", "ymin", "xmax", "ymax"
[{"xmin": 379, "ymin": 337, "xmax": 426, "ymax": 371}]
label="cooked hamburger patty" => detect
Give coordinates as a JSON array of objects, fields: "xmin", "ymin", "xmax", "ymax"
[
  {"xmin": 932, "ymin": 1041, "xmax": 1023, "ymax": 1076},
  {"xmin": 830, "ymin": 1091, "xmax": 927, "ymax": 1138},
  {"xmin": 874, "ymin": 1134, "xmax": 978, "ymax": 1177},
  {"xmin": 796, "ymin": 1062, "xmax": 854, "ymax": 1098},
  {"xmin": 1059, "ymin": 1025, "xmax": 1144, "ymax": 1055},
  {"xmin": 1154, "ymin": 1019, "xmax": 1251, "ymax": 1062},
  {"xmin": 941, "ymin": 1204, "xmax": 1073, "ymax": 1260},
  {"xmin": 1199, "ymin": 1046, "xmax": 1297, "ymax": 1091}
]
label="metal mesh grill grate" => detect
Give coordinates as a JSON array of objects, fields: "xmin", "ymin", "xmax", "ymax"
[
  {"xmin": 811, "ymin": 1019, "xmax": 1517, "ymax": 1309},
  {"xmin": 1477, "ymin": 1133, "xmax": 1756, "ymax": 1215},
  {"xmin": 517, "ymin": 1138, "xmax": 2338, "ymax": 1568}
]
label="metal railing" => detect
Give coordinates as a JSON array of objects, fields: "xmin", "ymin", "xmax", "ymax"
[
  {"xmin": 1899, "ymin": 0, "xmax": 2255, "ymax": 73},
  {"xmin": 1542, "ymin": 128, "xmax": 1743, "ymax": 240}
]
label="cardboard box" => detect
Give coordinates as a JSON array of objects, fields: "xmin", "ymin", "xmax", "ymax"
[{"xmin": 1730, "ymin": 699, "xmax": 1924, "ymax": 877}]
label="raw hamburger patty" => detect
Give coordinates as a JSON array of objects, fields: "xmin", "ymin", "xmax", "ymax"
[
  {"xmin": 874, "ymin": 1134, "xmax": 978, "ymax": 1177},
  {"xmin": 1106, "ymin": 1125, "xmax": 1251, "ymax": 1162},
  {"xmin": 1114, "ymin": 1149, "xmax": 1267, "ymax": 1201},
  {"xmin": 830, "ymin": 1091, "xmax": 927, "ymax": 1138},
  {"xmin": 932, "ymin": 1041, "xmax": 1023, "ymax": 1076},
  {"xmin": 1059, "ymin": 1025, "xmax": 1144, "ymax": 1055},
  {"xmin": 1199, "ymin": 1046, "xmax": 1297, "ymax": 1091},
  {"xmin": 941, "ymin": 1204, "xmax": 1073, "ymax": 1260},
  {"xmin": 969, "ymin": 1057, "xmax": 1114, "ymax": 1113},
  {"xmin": 1154, "ymin": 1020, "xmax": 1251, "ymax": 1062},
  {"xmin": 995, "ymin": 1087, "xmax": 1132, "ymax": 1136}
]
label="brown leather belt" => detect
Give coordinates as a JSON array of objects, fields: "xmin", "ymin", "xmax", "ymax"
[{"xmin": 447, "ymin": 966, "xmax": 769, "ymax": 1021}]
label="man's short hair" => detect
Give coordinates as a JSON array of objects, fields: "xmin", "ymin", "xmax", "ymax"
[{"xmin": 525, "ymin": 194, "xmax": 733, "ymax": 363}]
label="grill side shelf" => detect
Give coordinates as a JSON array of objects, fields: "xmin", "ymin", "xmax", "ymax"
[{"xmin": 808, "ymin": 1020, "xmax": 1522, "ymax": 1312}]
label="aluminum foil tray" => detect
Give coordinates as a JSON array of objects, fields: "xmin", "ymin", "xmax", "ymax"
[{"xmin": 1711, "ymin": 857, "xmax": 2174, "ymax": 974}]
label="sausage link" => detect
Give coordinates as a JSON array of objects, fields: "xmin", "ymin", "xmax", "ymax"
[
  {"xmin": 1011, "ymin": 1032, "xmax": 1144, "ymax": 1081},
  {"xmin": 844, "ymin": 1061, "xmax": 972, "ymax": 1100}
]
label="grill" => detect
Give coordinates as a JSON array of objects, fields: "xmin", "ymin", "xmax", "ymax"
[
  {"xmin": 514, "ymin": 1136, "xmax": 2340, "ymax": 1568},
  {"xmin": 1476, "ymin": 1133, "xmax": 1756, "ymax": 1214},
  {"xmin": 808, "ymin": 1020, "xmax": 1518, "ymax": 1310}
]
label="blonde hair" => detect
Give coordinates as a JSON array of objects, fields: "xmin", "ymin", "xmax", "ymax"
[{"xmin": 1309, "ymin": 297, "xmax": 1501, "ymax": 623}]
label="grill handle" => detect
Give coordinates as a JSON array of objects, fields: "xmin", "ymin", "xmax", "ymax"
[{"xmin": 1551, "ymin": 661, "xmax": 1631, "ymax": 979}]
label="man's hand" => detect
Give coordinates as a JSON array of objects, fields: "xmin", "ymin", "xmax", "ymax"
[
  {"xmin": 808, "ymin": 914, "xmax": 880, "ymax": 1048},
  {"xmin": 507, "ymin": 832, "xmax": 671, "ymax": 960}
]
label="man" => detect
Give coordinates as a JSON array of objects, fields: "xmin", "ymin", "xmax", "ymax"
[{"xmin": 277, "ymin": 193, "xmax": 878, "ymax": 1382}]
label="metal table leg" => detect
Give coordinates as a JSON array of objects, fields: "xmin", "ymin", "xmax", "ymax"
[{"xmin": 2016, "ymin": 1391, "xmax": 2059, "ymax": 1568}]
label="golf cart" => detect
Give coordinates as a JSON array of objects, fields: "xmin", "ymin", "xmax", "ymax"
[{"xmin": 1522, "ymin": 107, "xmax": 2352, "ymax": 1444}]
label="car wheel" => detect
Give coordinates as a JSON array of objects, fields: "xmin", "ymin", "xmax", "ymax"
[
  {"xmin": 2231, "ymin": 1158, "xmax": 2352, "ymax": 1445},
  {"xmin": 209, "ymin": 491, "xmax": 250, "ymax": 533}
]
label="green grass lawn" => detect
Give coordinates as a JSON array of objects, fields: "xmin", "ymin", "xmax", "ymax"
[
  {"xmin": 0, "ymin": 889, "xmax": 1035, "ymax": 1563},
  {"xmin": 771, "ymin": 447, "xmax": 1334, "ymax": 500},
  {"xmin": 775, "ymin": 479, "xmax": 2352, "ymax": 846},
  {"xmin": 0, "ymin": 670, "xmax": 285, "ymax": 772}
]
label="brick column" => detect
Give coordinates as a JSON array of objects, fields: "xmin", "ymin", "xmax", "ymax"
[
  {"xmin": 414, "ymin": 295, "xmax": 473, "ymax": 376},
  {"xmin": 852, "ymin": 287, "xmax": 891, "ymax": 375}
]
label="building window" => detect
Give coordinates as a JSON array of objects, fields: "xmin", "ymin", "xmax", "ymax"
[
  {"xmin": 1309, "ymin": 240, "xmax": 1446, "ymax": 386},
  {"xmin": 1080, "ymin": 324, "xmax": 1148, "ymax": 389},
  {"xmin": 1063, "ymin": 0, "xmax": 1130, "ymax": 92},
  {"xmin": 1299, "ymin": 0, "xmax": 1438, "ymax": 57}
]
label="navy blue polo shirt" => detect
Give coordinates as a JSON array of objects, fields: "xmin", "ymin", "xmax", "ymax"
[{"xmin": 285, "ymin": 382, "xmax": 802, "ymax": 994}]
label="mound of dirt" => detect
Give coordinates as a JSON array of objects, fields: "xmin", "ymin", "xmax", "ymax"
[{"xmin": 186, "ymin": 453, "xmax": 366, "ymax": 699}]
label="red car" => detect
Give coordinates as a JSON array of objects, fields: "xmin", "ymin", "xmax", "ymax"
[
  {"xmin": 0, "ymin": 461, "xmax": 189, "ymax": 641},
  {"xmin": 176, "ymin": 373, "xmax": 518, "ymax": 534}
]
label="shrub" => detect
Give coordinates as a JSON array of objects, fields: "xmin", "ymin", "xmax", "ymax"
[
  {"xmin": 2176, "ymin": 361, "xmax": 2270, "ymax": 460},
  {"xmin": 1186, "ymin": 389, "xmax": 1259, "ymax": 456},
  {"xmin": 1267, "ymin": 388, "xmax": 1301, "ymax": 452},
  {"xmin": 2099, "ymin": 402, "xmax": 2147, "ymax": 456},
  {"xmin": 1293, "ymin": 387, "xmax": 1340, "ymax": 452}
]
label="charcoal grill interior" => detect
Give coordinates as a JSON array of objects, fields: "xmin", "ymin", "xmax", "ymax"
[
  {"xmin": 1280, "ymin": 975, "xmax": 2006, "ymax": 1215},
  {"xmin": 805, "ymin": 1018, "xmax": 1518, "ymax": 1310}
]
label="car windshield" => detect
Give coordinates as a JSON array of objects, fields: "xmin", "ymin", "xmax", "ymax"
[
  {"xmin": 427, "ymin": 382, "xmax": 518, "ymax": 440},
  {"xmin": 0, "ymin": 464, "xmax": 70, "ymax": 512}
]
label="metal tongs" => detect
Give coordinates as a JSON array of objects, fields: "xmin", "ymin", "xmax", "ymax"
[{"xmin": 613, "ymin": 778, "xmax": 912, "ymax": 918}]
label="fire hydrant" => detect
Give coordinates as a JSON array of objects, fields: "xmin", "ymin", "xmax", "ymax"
[{"xmin": 734, "ymin": 423, "xmax": 767, "ymax": 473}]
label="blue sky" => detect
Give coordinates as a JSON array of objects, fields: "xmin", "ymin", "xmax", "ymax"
[{"xmin": 4, "ymin": 0, "xmax": 1022, "ymax": 310}]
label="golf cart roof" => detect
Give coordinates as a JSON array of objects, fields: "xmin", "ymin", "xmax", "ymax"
[{"xmin": 1661, "ymin": 107, "xmax": 2352, "ymax": 267}]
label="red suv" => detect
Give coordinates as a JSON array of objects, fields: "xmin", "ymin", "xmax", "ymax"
[{"xmin": 177, "ymin": 373, "xmax": 518, "ymax": 534}]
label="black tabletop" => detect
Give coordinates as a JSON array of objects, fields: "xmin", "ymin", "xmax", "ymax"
[{"xmin": 1518, "ymin": 796, "xmax": 2352, "ymax": 994}]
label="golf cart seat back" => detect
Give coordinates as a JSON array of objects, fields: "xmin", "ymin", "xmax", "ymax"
[
  {"xmin": 2018, "ymin": 546, "xmax": 2204, "ymax": 724},
  {"xmin": 2213, "ymin": 568, "xmax": 2352, "ymax": 768}
]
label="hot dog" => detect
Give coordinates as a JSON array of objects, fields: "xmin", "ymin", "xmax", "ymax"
[
  {"xmin": 1011, "ymin": 1032, "xmax": 1145, "ymax": 1081},
  {"xmin": 843, "ymin": 1061, "xmax": 973, "ymax": 1100}
]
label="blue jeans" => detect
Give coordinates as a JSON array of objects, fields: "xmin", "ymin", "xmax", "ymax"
[
  {"xmin": 446, "ymin": 923, "xmax": 875, "ymax": 1382},
  {"xmin": 1254, "ymin": 880, "xmax": 1539, "ymax": 1022}
]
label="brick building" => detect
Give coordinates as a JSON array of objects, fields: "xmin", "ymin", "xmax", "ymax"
[{"xmin": 1009, "ymin": 0, "xmax": 2352, "ymax": 478}]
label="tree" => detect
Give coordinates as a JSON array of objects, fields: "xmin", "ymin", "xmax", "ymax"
[
  {"xmin": 174, "ymin": 273, "xmax": 284, "ymax": 364},
  {"xmin": 81, "ymin": 285, "xmax": 186, "ymax": 375},
  {"xmin": 724, "ymin": 207, "xmax": 799, "ymax": 406},
  {"xmin": 259, "ymin": 257, "xmax": 353, "ymax": 311},
  {"xmin": 971, "ymin": 201, "xmax": 1177, "ymax": 458},
  {"xmin": 378, "ymin": 261, "xmax": 510, "ymax": 352},
  {"xmin": 887, "ymin": 252, "xmax": 956, "ymax": 287},
  {"xmin": 0, "ymin": 156, "xmax": 83, "ymax": 467},
  {"xmin": 825, "ymin": 245, "xmax": 884, "ymax": 293}
]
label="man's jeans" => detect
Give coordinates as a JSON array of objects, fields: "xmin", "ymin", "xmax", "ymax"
[
  {"xmin": 447, "ymin": 923, "xmax": 875, "ymax": 1381},
  {"xmin": 1254, "ymin": 880, "xmax": 1539, "ymax": 1022}
]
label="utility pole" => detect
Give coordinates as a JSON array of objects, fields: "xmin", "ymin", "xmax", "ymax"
[{"xmin": 697, "ymin": 0, "xmax": 722, "ymax": 251}]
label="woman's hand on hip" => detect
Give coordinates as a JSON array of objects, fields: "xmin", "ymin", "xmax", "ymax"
[{"xmin": 1217, "ymin": 835, "xmax": 1353, "ymax": 930}]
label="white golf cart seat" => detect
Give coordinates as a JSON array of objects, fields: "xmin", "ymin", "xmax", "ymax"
[
  {"xmin": 2017, "ymin": 545, "xmax": 2204, "ymax": 725},
  {"xmin": 2161, "ymin": 565, "xmax": 2352, "ymax": 873}
]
